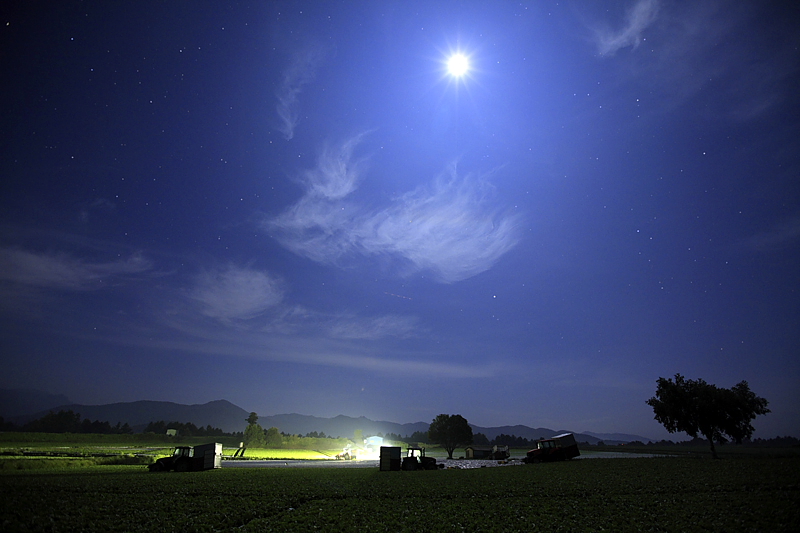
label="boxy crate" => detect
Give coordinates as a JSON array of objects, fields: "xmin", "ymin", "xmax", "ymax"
[{"xmin": 379, "ymin": 446, "xmax": 401, "ymax": 471}]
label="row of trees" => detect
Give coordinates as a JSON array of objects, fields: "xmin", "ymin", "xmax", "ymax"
[
  {"xmin": 621, "ymin": 435, "xmax": 800, "ymax": 447},
  {"xmin": 1, "ymin": 410, "xmax": 135, "ymax": 434},
  {"xmin": 142, "ymin": 420, "xmax": 236, "ymax": 437},
  {"xmin": 0, "ymin": 409, "xmax": 239, "ymax": 437}
]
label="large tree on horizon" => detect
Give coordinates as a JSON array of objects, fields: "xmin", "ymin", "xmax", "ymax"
[
  {"xmin": 243, "ymin": 412, "xmax": 265, "ymax": 447},
  {"xmin": 646, "ymin": 374, "xmax": 769, "ymax": 459},
  {"xmin": 428, "ymin": 414, "xmax": 473, "ymax": 459}
]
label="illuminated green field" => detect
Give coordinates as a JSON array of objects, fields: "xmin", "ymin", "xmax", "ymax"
[
  {"xmin": 1, "ymin": 456, "xmax": 798, "ymax": 532},
  {"xmin": 0, "ymin": 432, "xmax": 371, "ymax": 463},
  {"xmin": 225, "ymin": 448, "xmax": 337, "ymax": 460}
]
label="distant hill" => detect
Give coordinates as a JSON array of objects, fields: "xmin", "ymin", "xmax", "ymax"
[
  {"xmin": 0, "ymin": 388, "xmax": 71, "ymax": 418},
  {"xmin": 257, "ymin": 413, "xmax": 431, "ymax": 440},
  {"xmin": 470, "ymin": 424, "xmax": 609, "ymax": 444},
  {"xmin": 3, "ymin": 394, "xmax": 652, "ymax": 443},
  {"xmin": 583, "ymin": 431, "xmax": 651, "ymax": 443},
  {"xmin": 11, "ymin": 399, "xmax": 250, "ymax": 434},
  {"xmin": 256, "ymin": 414, "xmax": 640, "ymax": 445}
]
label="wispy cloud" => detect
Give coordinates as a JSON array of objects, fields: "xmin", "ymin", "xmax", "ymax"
[
  {"xmin": 327, "ymin": 314, "xmax": 420, "ymax": 340},
  {"xmin": 275, "ymin": 46, "xmax": 325, "ymax": 140},
  {"xmin": 189, "ymin": 264, "xmax": 284, "ymax": 322},
  {"xmin": 0, "ymin": 248, "xmax": 150, "ymax": 290},
  {"xmin": 357, "ymin": 166, "xmax": 522, "ymax": 282},
  {"xmin": 595, "ymin": 0, "xmax": 659, "ymax": 56},
  {"xmin": 131, "ymin": 331, "xmax": 495, "ymax": 379},
  {"xmin": 268, "ymin": 134, "xmax": 521, "ymax": 283},
  {"xmin": 585, "ymin": 1, "xmax": 797, "ymax": 121}
]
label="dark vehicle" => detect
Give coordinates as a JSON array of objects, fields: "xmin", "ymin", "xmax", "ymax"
[
  {"xmin": 490, "ymin": 444, "xmax": 510, "ymax": 460},
  {"xmin": 524, "ymin": 433, "xmax": 580, "ymax": 463},
  {"xmin": 148, "ymin": 443, "xmax": 222, "ymax": 472},
  {"xmin": 402, "ymin": 446, "xmax": 438, "ymax": 470},
  {"xmin": 335, "ymin": 446, "xmax": 358, "ymax": 460}
]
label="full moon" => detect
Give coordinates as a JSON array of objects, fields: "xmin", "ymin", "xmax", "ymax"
[{"xmin": 447, "ymin": 53, "xmax": 469, "ymax": 77}]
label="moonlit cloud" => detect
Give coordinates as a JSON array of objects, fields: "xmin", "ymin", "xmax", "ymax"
[
  {"xmin": 327, "ymin": 314, "xmax": 419, "ymax": 340},
  {"xmin": 275, "ymin": 47, "xmax": 325, "ymax": 140},
  {"xmin": 136, "ymin": 332, "xmax": 495, "ymax": 379},
  {"xmin": 357, "ymin": 167, "xmax": 521, "ymax": 282},
  {"xmin": 268, "ymin": 135, "xmax": 521, "ymax": 283},
  {"xmin": 0, "ymin": 248, "xmax": 151, "ymax": 290},
  {"xmin": 596, "ymin": 0, "xmax": 659, "ymax": 56},
  {"xmin": 189, "ymin": 264, "xmax": 284, "ymax": 322},
  {"xmin": 303, "ymin": 133, "xmax": 369, "ymax": 199}
]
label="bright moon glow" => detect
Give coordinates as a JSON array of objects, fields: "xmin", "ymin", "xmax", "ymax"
[{"xmin": 447, "ymin": 54, "xmax": 469, "ymax": 77}]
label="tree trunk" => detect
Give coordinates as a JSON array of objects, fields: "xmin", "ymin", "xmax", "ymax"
[{"xmin": 706, "ymin": 435, "xmax": 719, "ymax": 459}]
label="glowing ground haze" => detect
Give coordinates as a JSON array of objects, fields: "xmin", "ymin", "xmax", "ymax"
[{"xmin": 0, "ymin": 0, "xmax": 798, "ymax": 441}]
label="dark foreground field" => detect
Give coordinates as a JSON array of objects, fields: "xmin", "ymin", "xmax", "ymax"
[{"xmin": 1, "ymin": 456, "xmax": 798, "ymax": 532}]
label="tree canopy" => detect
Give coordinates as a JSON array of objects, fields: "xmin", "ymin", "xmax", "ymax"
[
  {"xmin": 265, "ymin": 426, "xmax": 282, "ymax": 447},
  {"xmin": 646, "ymin": 374, "xmax": 770, "ymax": 458},
  {"xmin": 241, "ymin": 412, "xmax": 267, "ymax": 447},
  {"xmin": 428, "ymin": 414, "xmax": 473, "ymax": 459}
]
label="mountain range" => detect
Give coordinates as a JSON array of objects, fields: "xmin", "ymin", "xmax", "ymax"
[{"xmin": 0, "ymin": 389, "xmax": 650, "ymax": 444}]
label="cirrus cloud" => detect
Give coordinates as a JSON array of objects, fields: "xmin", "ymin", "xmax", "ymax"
[
  {"xmin": 275, "ymin": 46, "xmax": 325, "ymax": 140},
  {"xmin": 189, "ymin": 264, "xmax": 284, "ymax": 322},
  {"xmin": 267, "ymin": 134, "xmax": 522, "ymax": 283},
  {"xmin": 0, "ymin": 247, "xmax": 151, "ymax": 290},
  {"xmin": 595, "ymin": 0, "xmax": 659, "ymax": 56}
]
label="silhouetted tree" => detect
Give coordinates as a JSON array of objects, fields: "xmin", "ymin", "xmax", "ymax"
[
  {"xmin": 144, "ymin": 421, "xmax": 168, "ymax": 434},
  {"xmin": 472, "ymin": 432, "xmax": 490, "ymax": 445},
  {"xmin": 243, "ymin": 424, "xmax": 266, "ymax": 447},
  {"xmin": 492, "ymin": 434, "xmax": 534, "ymax": 447},
  {"xmin": 428, "ymin": 414, "xmax": 473, "ymax": 459},
  {"xmin": 646, "ymin": 374, "xmax": 770, "ymax": 459},
  {"xmin": 23, "ymin": 410, "xmax": 81, "ymax": 433},
  {"xmin": 246, "ymin": 412, "xmax": 259, "ymax": 425},
  {"xmin": 143, "ymin": 420, "xmax": 226, "ymax": 436},
  {"xmin": 384, "ymin": 432, "xmax": 404, "ymax": 442},
  {"xmin": 408, "ymin": 430, "xmax": 429, "ymax": 444},
  {"xmin": 265, "ymin": 426, "xmax": 282, "ymax": 447}
]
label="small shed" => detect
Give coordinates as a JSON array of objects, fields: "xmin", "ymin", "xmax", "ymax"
[
  {"xmin": 365, "ymin": 436, "xmax": 384, "ymax": 447},
  {"xmin": 465, "ymin": 445, "xmax": 494, "ymax": 459}
]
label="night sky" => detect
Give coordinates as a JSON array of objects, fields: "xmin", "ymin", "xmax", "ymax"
[{"xmin": 2, "ymin": 1, "xmax": 798, "ymax": 440}]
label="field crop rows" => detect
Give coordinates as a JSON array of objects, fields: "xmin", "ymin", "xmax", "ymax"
[{"xmin": 1, "ymin": 456, "xmax": 798, "ymax": 532}]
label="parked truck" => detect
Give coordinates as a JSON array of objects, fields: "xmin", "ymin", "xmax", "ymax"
[
  {"xmin": 148, "ymin": 442, "xmax": 222, "ymax": 472},
  {"xmin": 523, "ymin": 433, "xmax": 580, "ymax": 463}
]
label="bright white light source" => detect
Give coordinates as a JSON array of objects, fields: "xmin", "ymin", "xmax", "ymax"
[{"xmin": 447, "ymin": 53, "xmax": 469, "ymax": 77}]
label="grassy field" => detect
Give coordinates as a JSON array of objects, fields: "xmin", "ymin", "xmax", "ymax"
[
  {"xmin": 0, "ymin": 455, "xmax": 798, "ymax": 532},
  {"xmin": 0, "ymin": 432, "xmax": 363, "ymax": 464}
]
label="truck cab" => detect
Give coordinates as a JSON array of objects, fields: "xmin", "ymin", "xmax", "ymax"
[
  {"xmin": 402, "ymin": 447, "xmax": 437, "ymax": 470},
  {"xmin": 148, "ymin": 443, "xmax": 222, "ymax": 472},
  {"xmin": 173, "ymin": 446, "xmax": 193, "ymax": 458},
  {"xmin": 524, "ymin": 433, "xmax": 580, "ymax": 463}
]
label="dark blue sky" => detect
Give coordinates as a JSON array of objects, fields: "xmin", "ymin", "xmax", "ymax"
[{"xmin": 2, "ymin": 1, "xmax": 798, "ymax": 439}]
